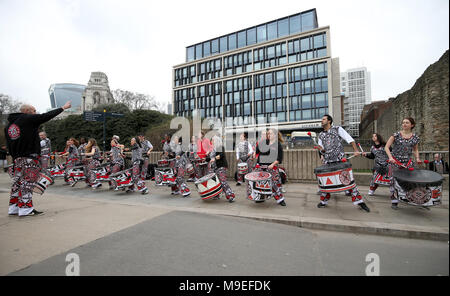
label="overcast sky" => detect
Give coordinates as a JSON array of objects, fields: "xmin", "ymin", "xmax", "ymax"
[{"xmin": 0, "ymin": 0, "xmax": 448, "ymax": 113}]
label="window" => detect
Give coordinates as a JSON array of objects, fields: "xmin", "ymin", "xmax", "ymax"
[
  {"xmin": 229, "ymin": 33, "xmax": 237, "ymax": 50},
  {"xmin": 301, "ymin": 11, "xmax": 315, "ymax": 31},
  {"xmin": 187, "ymin": 46, "xmax": 195, "ymax": 62},
  {"xmin": 276, "ymin": 70, "xmax": 285, "ymax": 84},
  {"xmin": 289, "ymin": 14, "xmax": 301, "ymax": 34},
  {"xmin": 313, "ymin": 34, "xmax": 324, "ymax": 48},
  {"xmin": 203, "ymin": 41, "xmax": 210, "ymax": 57},
  {"xmin": 278, "ymin": 18, "xmax": 289, "ymax": 37},
  {"xmin": 315, "ymin": 93, "xmax": 326, "ymax": 107},
  {"xmin": 238, "ymin": 30, "xmax": 246, "ymax": 48},
  {"xmin": 267, "ymin": 21, "xmax": 277, "ymax": 40},
  {"xmin": 257, "ymin": 24, "xmax": 267, "ymax": 43},
  {"xmin": 211, "ymin": 39, "xmax": 219, "ymax": 54},
  {"xmin": 220, "ymin": 36, "xmax": 228, "ymax": 53},
  {"xmin": 302, "ymin": 95, "xmax": 311, "ymax": 108},
  {"xmin": 265, "ymin": 100, "xmax": 273, "ymax": 113},
  {"xmin": 300, "ymin": 37, "xmax": 310, "ymax": 51},
  {"xmin": 247, "ymin": 28, "xmax": 256, "ymax": 45},
  {"xmin": 302, "ymin": 109, "xmax": 311, "ymax": 120},
  {"xmin": 195, "ymin": 44, "xmax": 202, "ymax": 59}
]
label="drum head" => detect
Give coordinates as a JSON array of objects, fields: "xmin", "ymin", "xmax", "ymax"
[
  {"xmin": 314, "ymin": 162, "xmax": 352, "ymax": 174},
  {"xmin": 393, "ymin": 169, "xmax": 443, "ymax": 186},
  {"xmin": 195, "ymin": 173, "xmax": 216, "ymax": 184},
  {"xmin": 245, "ymin": 171, "xmax": 271, "ymax": 182}
]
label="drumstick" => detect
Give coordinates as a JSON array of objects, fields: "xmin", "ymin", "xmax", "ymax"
[
  {"xmin": 308, "ymin": 132, "xmax": 324, "ymax": 155},
  {"xmin": 357, "ymin": 143, "xmax": 364, "ymax": 153},
  {"xmin": 386, "ymin": 160, "xmax": 415, "ymax": 171}
]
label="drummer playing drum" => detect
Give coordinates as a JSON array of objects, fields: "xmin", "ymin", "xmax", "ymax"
[
  {"xmin": 384, "ymin": 117, "xmax": 421, "ymax": 210},
  {"xmin": 254, "ymin": 128, "xmax": 286, "ymax": 206},
  {"xmin": 236, "ymin": 132, "xmax": 254, "ymax": 186},
  {"xmin": 206, "ymin": 135, "xmax": 235, "ymax": 202},
  {"xmin": 314, "ymin": 115, "xmax": 370, "ymax": 212}
]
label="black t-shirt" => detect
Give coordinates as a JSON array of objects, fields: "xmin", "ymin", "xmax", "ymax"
[
  {"xmin": 256, "ymin": 140, "xmax": 283, "ymax": 165},
  {"xmin": 5, "ymin": 108, "xmax": 63, "ymax": 159}
]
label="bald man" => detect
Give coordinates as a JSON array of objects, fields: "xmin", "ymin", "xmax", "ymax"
[{"xmin": 5, "ymin": 101, "xmax": 71, "ymax": 216}]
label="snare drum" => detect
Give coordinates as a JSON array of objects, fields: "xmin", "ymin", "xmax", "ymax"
[
  {"xmin": 110, "ymin": 169, "xmax": 133, "ymax": 190},
  {"xmin": 186, "ymin": 163, "xmax": 194, "ymax": 175},
  {"xmin": 245, "ymin": 171, "xmax": 273, "ymax": 202},
  {"xmin": 93, "ymin": 163, "xmax": 111, "ymax": 182},
  {"xmin": 393, "ymin": 169, "xmax": 443, "ymax": 207},
  {"xmin": 237, "ymin": 163, "xmax": 249, "ymax": 175},
  {"xmin": 154, "ymin": 167, "xmax": 176, "ymax": 186},
  {"xmin": 314, "ymin": 162, "xmax": 356, "ymax": 193},
  {"xmin": 158, "ymin": 159, "xmax": 169, "ymax": 167},
  {"xmin": 49, "ymin": 164, "xmax": 66, "ymax": 178},
  {"xmin": 195, "ymin": 173, "xmax": 223, "ymax": 200},
  {"xmin": 67, "ymin": 165, "xmax": 86, "ymax": 182},
  {"xmin": 33, "ymin": 173, "xmax": 53, "ymax": 195}
]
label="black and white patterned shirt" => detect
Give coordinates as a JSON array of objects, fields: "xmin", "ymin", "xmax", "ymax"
[
  {"xmin": 391, "ymin": 132, "xmax": 420, "ymax": 165},
  {"xmin": 318, "ymin": 126, "xmax": 354, "ymax": 164}
]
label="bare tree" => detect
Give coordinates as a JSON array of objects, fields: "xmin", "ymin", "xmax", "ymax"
[
  {"xmin": 0, "ymin": 93, "xmax": 22, "ymax": 115},
  {"xmin": 112, "ymin": 89, "xmax": 164, "ymax": 112}
]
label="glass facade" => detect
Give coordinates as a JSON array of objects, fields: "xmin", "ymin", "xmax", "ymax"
[
  {"xmin": 186, "ymin": 9, "xmax": 318, "ymax": 62},
  {"xmin": 174, "ymin": 9, "xmax": 333, "ymax": 128},
  {"xmin": 48, "ymin": 84, "xmax": 85, "ymax": 111}
]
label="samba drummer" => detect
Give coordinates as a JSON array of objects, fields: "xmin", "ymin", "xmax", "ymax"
[
  {"xmin": 81, "ymin": 138, "xmax": 102, "ymax": 189},
  {"xmin": 171, "ymin": 135, "xmax": 191, "ymax": 197},
  {"xmin": 362, "ymin": 133, "xmax": 389, "ymax": 196},
  {"xmin": 128, "ymin": 137, "xmax": 149, "ymax": 194},
  {"xmin": 138, "ymin": 134, "xmax": 153, "ymax": 180},
  {"xmin": 206, "ymin": 135, "xmax": 235, "ymax": 202},
  {"xmin": 39, "ymin": 131, "xmax": 51, "ymax": 172},
  {"xmin": 254, "ymin": 128, "xmax": 286, "ymax": 206},
  {"xmin": 196, "ymin": 131, "xmax": 212, "ymax": 179},
  {"xmin": 384, "ymin": 117, "xmax": 421, "ymax": 210},
  {"xmin": 236, "ymin": 132, "xmax": 254, "ymax": 186},
  {"xmin": 315, "ymin": 115, "xmax": 370, "ymax": 212},
  {"xmin": 187, "ymin": 135, "xmax": 198, "ymax": 182},
  {"xmin": 60, "ymin": 137, "xmax": 80, "ymax": 186},
  {"xmin": 108, "ymin": 135, "xmax": 125, "ymax": 190}
]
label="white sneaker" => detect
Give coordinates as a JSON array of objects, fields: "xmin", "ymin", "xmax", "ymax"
[
  {"xmin": 140, "ymin": 188, "xmax": 149, "ymax": 195},
  {"xmin": 182, "ymin": 191, "xmax": 191, "ymax": 197},
  {"xmin": 171, "ymin": 191, "xmax": 180, "ymax": 195},
  {"xmin": 281, "ymin": 187, "xmax": 286, "ymax": 193},
  {"xmin": 368, "ymin": 190, "xmax": 374, "ymax": 196},
  {"xmin": 92, "ymin": 183, "xmax": 102, "ymax": 189}
]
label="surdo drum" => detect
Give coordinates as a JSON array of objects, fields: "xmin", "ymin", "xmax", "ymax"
[
  {"xmin": 194, "ymin": 173, "xmax": 223, "ymax": 200},
  {"xmin": 154, "ymin": 167, "xmax": 176, "ymax": 186},
  {"xmin": 314, "ymin": 162, "xmax": 356, "ymax": 193},
  {"xmin": 66, "ymin": 165, "xmax": 86, "ymax": 182},
  {"xmin": 33, "ymin": 173, "xmax": 53, "ymax": 195},
  {"xmin": 186, "ymin": 163, "xmax": 194, "ymax": 175},
  {"xmin": 237, "ymin": 163, "xmax": 249, "ymax": 175},
  {"xmin": 245, "ymin": 171, "xmax": 273, "ymax": 202},
  {"xmin": 49, "ymin": 164, "xmax": 66, "ymax": 178},
  {"xmin": 110, "ymin": 169, "xmax": 133, "ymax": 190},
  {"xmin": 393, "ymin": 169, "xmax": 443, "ymax": 207}
]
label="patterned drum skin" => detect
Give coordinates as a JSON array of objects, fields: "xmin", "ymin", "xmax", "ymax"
[
  {"xmin": 110, "ymin": 169, "xmax": 134, "ymax": 190},
  {"xmin": 314, "ymin": 162, "xmax": 356, "ymax": 193},
  {"xmin": 238, "ymin": 163, "xmax": 248, "ymax": 175},
  {"xmin": 245, "ymin": 171, "xmax": 273, "ymax": 202},
  {"xmin": 393, "ymin": 169, "xmax": 443, "ymax": 207},
  {"xmin": 154, "ymin": 167, "xmax": 176, "ymax": 186},
  {"xmin": 92, "ymin": 164, "xmax": 111, "ymax": 182},
  {"xmin": 195, "ymin": 173, "xmax": 223, "ymax": 200},
  {"xmin": 32, "ymin": 173, "xmax": 53, "ymax": 195}
]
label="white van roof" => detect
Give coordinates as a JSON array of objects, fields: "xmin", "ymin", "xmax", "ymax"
[{"xmin": 291, "ymin": 131, "xmax": 317, "ymax": 137}]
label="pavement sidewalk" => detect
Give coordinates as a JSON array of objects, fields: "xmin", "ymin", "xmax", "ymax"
[{"xmin": 0, "ymin": 173, "xmax": 448, "ymax": 275}]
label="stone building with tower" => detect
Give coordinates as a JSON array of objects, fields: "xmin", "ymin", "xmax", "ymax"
[{"xmin": 81, "ymin": 72, "xmax": 114, "ymax": 111}]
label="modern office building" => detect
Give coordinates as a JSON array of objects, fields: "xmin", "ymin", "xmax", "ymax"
[
  {"xmin": 172, "ymin": 9, "xmax": 341, "ymax": 135},
  {"xmin": 48, "ymin": 83, "xmax": 85, "ymax": 112},
  {"xmin": 340, "ymin": 67, "xmax": 371, "ymax": 138}
]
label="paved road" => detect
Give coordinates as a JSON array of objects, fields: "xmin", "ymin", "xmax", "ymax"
[{"xmin": 10, "ymin": 211, "xmax": 449, "ymax": 276}]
